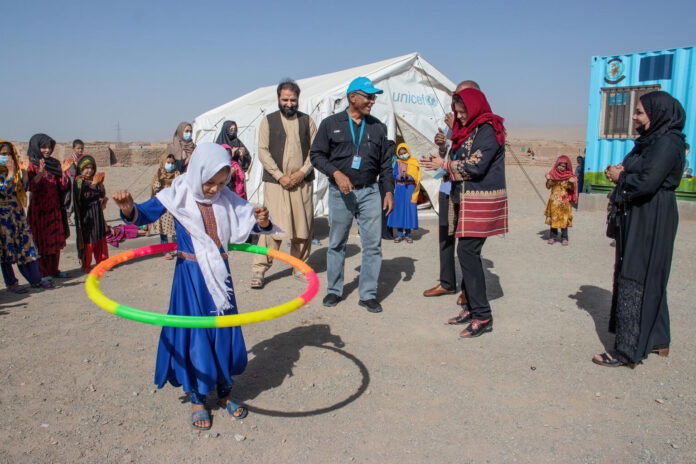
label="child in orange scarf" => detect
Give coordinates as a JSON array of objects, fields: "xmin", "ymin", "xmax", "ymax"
[{"xmin": 387, "ymin": 143, "xmax": 421, "ymax": 243}]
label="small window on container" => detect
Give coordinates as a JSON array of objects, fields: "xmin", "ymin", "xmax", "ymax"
[{"xmin": 600, "ymin": 85, "xmax": 661, "ymax": 139}]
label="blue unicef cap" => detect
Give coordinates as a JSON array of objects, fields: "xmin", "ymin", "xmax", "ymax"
[{"xmin": 346, "ymin": 76, "xmax": 383, "ymax": 95}]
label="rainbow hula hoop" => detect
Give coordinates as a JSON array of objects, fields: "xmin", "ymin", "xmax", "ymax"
[{"xmin": 85, "ymin": 243, "xmax": 319, "ymax": 328}]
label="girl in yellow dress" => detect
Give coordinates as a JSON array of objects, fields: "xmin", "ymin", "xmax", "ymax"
[{"xmin": 544, "ymin": 155, "xmax": 577, "ymax": 245}]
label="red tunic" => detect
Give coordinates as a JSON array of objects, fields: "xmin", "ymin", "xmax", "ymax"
[{"xmin": 27, "ymin": 164, "xmax": 69, "ymax": 255}]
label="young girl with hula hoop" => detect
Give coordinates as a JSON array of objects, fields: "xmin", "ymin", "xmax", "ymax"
[{"xmin": 113, "ymin": 143, "xmax": 277, "ymax": 430}]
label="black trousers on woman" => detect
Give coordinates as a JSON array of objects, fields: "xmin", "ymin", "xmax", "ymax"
[
  {"xmin": 438, "ymin": 192, "xmax": 457, "ymax": 291},
  {"xmin": 457, "ymin": 237, "xmax": 491, "ymax": 321}
]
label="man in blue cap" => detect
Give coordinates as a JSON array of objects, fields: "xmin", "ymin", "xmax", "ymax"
[{"xmin": 310, "ymin": 76, "xmax": 395, "ymax": 313}]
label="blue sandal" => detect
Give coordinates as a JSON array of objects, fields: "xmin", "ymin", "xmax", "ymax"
[
  {"xmin": 190, "ymin": 409, "xmax": 212, "ymax": 430},
  {"xmin": 219, "ymin": 400, "xmax": 248, "ymax": 420}
]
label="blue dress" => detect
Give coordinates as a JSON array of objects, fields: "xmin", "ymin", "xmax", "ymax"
[
  {"xmin": 125, "ymin": 197, "xmax": 249, "ymax": 395},
  {"xmin": 387, "ymin": 163, "xmax": 418, "ymax": 230}
]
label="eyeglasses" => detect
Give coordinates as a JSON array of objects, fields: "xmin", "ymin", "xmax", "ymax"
[{"xmin": 355, "ymin": 91, "xmax": 377, "ymax": 101}]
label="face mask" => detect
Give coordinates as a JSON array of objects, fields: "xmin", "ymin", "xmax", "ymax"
[
  {"xmin": 398, "ymin": 154, "xmax": 409, "ymax": 160},
  {"xmin": 164, "ymin": 162, "xmax": 176, "ymax": 172},
  {"xmin": 183, "ymin": 132, "xmax": 192, "ymax": 142},
  {"xmin": 228, "ymin": 130, "xmax": 237, "ymax": 138},
  {"xmin": 0, "ymin": 155, "xmax": 8, "ymax": 165}
]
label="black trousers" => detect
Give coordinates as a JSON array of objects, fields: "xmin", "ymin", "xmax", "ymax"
[
  {"xmin": 550, "ymin": 227, "xmax": 568, "ymax": 239},
  {"xmin": 457, "ymin": 236, "xmax": 491, "ymax": 321},
  {"xmin": 438, "ymin": 192, "xmax": 457, "ymax": 291}
]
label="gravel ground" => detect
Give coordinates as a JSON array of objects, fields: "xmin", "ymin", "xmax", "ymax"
[{"xmin": 1, "ymin": 164, "xmax": 694, "ymax": 463}]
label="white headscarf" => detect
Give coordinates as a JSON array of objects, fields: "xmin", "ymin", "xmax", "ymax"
[{"xmin": 156, "ymin": 142, "xmax": 257, "ymax": 315}]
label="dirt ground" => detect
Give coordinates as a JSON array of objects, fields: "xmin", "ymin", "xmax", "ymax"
[{"xmin": 1, "ymin": 164, "xmax": 695, "ymax": 463}]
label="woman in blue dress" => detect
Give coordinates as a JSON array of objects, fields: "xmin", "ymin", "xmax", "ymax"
[
  {"xmin": 113, "ymin": 143, "xmax": 276, "ymax": 430},
  {"xmin": 387, "ymin": 143, "xmax": 421, "ymax": 243},
  {"xmin": 0, "ymin": 140, "xmax": 51, "ymax": 291}
]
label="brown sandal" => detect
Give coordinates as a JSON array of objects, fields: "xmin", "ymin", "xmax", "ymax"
[{"xmin": 394, "ymin": 237, "xmax": 403, "ymax": 243}]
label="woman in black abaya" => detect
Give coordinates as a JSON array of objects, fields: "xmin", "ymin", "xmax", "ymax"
[
  {"xmin": 594, "ymin": 91, "xmax": 686, "ymax": 368},
  {"xmin": 215, "ymin": 120, "xmax": 251, "ymax": 172}
]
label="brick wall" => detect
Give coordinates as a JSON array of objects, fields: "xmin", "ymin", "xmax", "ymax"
[{"xmin": 9, "ymin": 141, "xmax": 170, "ymax": 167}]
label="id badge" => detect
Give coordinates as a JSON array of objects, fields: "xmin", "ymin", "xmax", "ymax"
[{"xmin": 351, "ymin": 155, "xmax": 361, "ymax": 170}]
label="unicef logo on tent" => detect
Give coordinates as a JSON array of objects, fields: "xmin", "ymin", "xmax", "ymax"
[{"xmin": 393, "ymin": 91, "xmax": 439, "ymax": 107}]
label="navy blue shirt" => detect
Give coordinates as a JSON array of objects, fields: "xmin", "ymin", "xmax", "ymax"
[{"xmin": 310, "ymin": 110, "xmax": 395, "ymax": 192}]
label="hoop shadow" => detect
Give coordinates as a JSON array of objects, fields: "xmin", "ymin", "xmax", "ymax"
[
  {"xmin": 231, "ymin": 324, "xmax": 369, "ymax": 417},
  {"xmin": 568, "ymin": 285, "xmax": 614, "ymax": 351}
]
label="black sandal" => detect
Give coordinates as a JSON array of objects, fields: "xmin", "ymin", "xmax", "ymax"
[
  {"xmin": 592, "ymin": 352, "xmax": 622, "ymax": 367},
  {"xmin": 592, "ymin": 352, "xmax": 636, "ymax": 369},
  {"xmin": 459, "ymin": 318, "xmax": 493, "ymax": 338}
]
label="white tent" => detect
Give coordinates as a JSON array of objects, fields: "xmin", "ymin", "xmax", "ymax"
[{"xmin": 193, "ymin": 52, "xmax": 455, "ymax": 216}]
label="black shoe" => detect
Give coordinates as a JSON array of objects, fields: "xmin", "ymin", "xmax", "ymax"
[
  {"xmin": 459, "ymin": 318, "xmax": 493, "ymax": 338},
  {"xmin": 447, "ymin": 306, "xmax": 471, "ymax": 325},
  {"xmin": 322, "ymin": 293, "xmax": 341, "ymax": 307},
  {"xmin": 358, "ymin": 299, "xmax": 382, "ymax": 313}
]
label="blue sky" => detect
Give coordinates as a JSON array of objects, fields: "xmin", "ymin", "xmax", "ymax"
[{"xmin": 2, "ymin": 0, "xmax": 694, "ymax": 142}]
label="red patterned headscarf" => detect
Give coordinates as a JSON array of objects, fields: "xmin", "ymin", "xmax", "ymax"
[
  {"xmin": 548, "ymin": 155, "xmax": 577, "ymax": 203},
  {"xmin": 450, "ymin": 88, "xmax": 506, "ymax": 151}
]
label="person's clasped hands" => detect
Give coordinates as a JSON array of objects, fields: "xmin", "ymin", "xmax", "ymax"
[{"xmin": 604, "ymin": 163, "xmax": 624, "ymax": 183}]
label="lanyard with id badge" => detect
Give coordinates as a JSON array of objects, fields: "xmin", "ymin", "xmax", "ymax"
[{"xmin": 347, "ymin": 110, "xmax": 365, "ymax": 170}]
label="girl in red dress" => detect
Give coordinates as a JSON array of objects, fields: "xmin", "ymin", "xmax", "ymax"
[{"xmin": 26, "ymin": 133, "xmax": 70, "ymax": 279}]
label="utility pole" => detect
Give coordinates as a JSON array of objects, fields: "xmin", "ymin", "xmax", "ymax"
[{"xmin": 116, "ymin": 121, "xmax": 122, "ymax": 143}]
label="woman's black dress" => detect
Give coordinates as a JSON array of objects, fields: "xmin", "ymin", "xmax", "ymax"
[{"xmin": 609, "ymin": 93, "xmax": 686, "ymax": 364}]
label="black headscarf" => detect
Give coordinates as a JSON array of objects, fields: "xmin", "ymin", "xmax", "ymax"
[
  {"xmin": 27, "ymin": 133, "xmax": 62, "ymax": 177},
  {"xmin": 215, "ymin": 120, "xmax": 250, "ymax": 170},
  {"xmin": 215, "ymin": 120, "xmax": 241, "ymax": 147},
  {"xmin": 632, "ymin": 91, "xmax": 686, "ymax": 154}
]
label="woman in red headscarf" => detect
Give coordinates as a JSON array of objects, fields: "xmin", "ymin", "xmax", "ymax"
[
  {"xmin": 544, "ymin": 155, "xmax": 578, "ymax": 245},
  {"xmin": 421, "ymin": 88, "xmax": 507, "ymax": 338}
]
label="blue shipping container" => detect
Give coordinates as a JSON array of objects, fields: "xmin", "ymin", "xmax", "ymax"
[{"xmin": 585, "ymin": 45, "xmax": 696, "ymax": 199}]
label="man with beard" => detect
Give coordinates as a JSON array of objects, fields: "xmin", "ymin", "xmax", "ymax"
[
  {"xmin": 310, "ymin": 77, "xmax": 395, "ymax": 313},
  {"xmin": 250, "ymin": 79, "xmax": 317, "ymax": 289}
]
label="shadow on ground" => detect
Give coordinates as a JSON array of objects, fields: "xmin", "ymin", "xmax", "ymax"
[
  {"xmin": 229, "ymin": 324, "xmax": 369, "ymax": 417},
  {"xmin": 537, "ymin": 229, "xmax": 551, "ymax": 241},
  {"xmin": 569, "ymin": 285, "xmax": 614, "ymax": 352},
  {"xmin": 483, "ymin": 258, "xmax": 504, "ymax": 301},
  {"xmin": 368, "ymin": 256, "xmax": 417, "ymax": 301}
]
